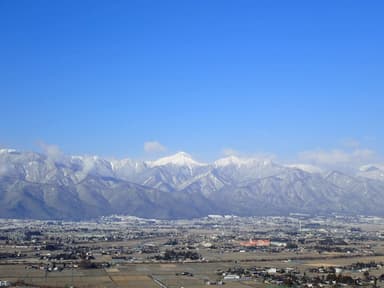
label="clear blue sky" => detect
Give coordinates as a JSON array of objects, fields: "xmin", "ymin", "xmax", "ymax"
[{"xmin": 0, "ymin": 0, "xmax": 383, "ymax": 161}]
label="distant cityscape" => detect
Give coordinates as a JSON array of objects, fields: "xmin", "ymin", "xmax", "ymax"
[{"xmin": 1, "ymin": 215, "xmax": 384, "ymax": 287}]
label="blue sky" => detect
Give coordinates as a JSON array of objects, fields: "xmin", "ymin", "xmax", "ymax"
[{"xmin": 0, "ymin": 0, "xmax": 383, "ymax": 163}]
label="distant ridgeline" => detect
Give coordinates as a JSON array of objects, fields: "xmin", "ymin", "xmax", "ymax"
[{"xmin": 1, "ymin": 149, "xmax": 384, "ymax": 219}]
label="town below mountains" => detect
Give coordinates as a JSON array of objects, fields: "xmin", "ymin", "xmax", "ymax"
[{"xmin": 1, "ymin": 149, "xmax": 384, "ymax": 220}]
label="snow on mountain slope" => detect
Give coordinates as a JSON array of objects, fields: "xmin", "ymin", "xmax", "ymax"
[
  {"xmin": 213, "ymin": 156, "xmax": 289, "ymax": 184},
  {"xmin": 1, "ymin": 148, "xmax": 384, "ymax": 219},
  {"xmin": 148, "ymin": 152, "xmax": 205, "ymax": 168},
  {"xmin": 357, "ymin": 165, "xmax": 384, "ymax": 181}
]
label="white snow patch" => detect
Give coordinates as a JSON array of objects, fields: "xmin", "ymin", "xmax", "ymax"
[{"xmin": 148, "ymin": 152, "xmax": 205, "ymax": 168}]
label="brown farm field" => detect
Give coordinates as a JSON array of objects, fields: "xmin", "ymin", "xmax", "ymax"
[{"xmin": 3, "ymin": 253, "xmax": 384, "ymax": 288}]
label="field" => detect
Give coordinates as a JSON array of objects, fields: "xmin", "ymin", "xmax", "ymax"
[
  {"xmin": 2, "ymin": 215, "xmax": 384, "ymax": 287},
  {"xmin": 2, "ymin": 253, "xmax": 384, "ymax": 287}
]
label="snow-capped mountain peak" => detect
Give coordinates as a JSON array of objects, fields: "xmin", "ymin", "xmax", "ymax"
[
  {"xmin": 149, "ymin": 152, "xmax": 205, "ymax": 167},
  {"xmin": 1, "ymin": 148, "xmax": 384, "ymax": 220}
]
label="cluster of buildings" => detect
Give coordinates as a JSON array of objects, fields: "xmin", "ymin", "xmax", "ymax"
[{"xmin": 0, "ymin": 215, "xmax": 384, "ymax": 286}]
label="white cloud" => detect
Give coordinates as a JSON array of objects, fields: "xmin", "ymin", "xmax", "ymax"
[
  {"xmin": 38, "ymin": 141, "xmax": 65, "ymax": 162},
  {"xmin": 222, "ymin": 148, "xmax": 240, "ymax": 157},
  {"xmin": 252, "ymin": 152, "xmax": 277, "ymax": 161},
  {"xmin": 299, "ymin": 148, "xmax": 376, "ymax": 168},
  {"xmin": 342, "ymin": 139, "xmax": 361, "ymax": 149},
  {"xmin": 144, "ymin": 141, "xmax": 167, "ymax": 154},
  {"xmin": 221, "ymin": 148, "xmax": 277, "ymax": 162}
]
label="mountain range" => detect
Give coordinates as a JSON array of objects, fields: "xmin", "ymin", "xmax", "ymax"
[{"xmin": 1, "ymin": 148, "xmax": 384, "ymax": 220}]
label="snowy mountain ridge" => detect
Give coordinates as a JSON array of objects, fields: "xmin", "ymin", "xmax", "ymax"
[{"xmin": 0, "ymin": 148, "xmax": 384, "ymax": 220}]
